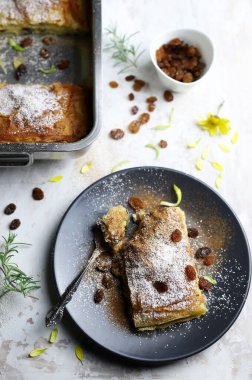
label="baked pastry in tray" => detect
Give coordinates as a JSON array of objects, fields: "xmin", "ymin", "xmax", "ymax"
[
  {"xmin": 0, "ymin": 0, "xmax": 88, "ymax": 33},
  {"xmin": 0, "ymin": 83, "xmax": 90, "ymax": 143},
  {"xmin": 122, "ymin": 206, "xmax": 207, "ymax": 330}
]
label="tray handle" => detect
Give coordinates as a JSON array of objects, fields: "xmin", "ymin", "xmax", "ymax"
[{"xmin": 0, "ymin": 153, "xmax": 33, "ymax": 167}]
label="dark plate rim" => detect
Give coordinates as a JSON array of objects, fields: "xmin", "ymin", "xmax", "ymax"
[{"xmin": 51, "ymin": 166, "xmax": 251, "ymax": 363}]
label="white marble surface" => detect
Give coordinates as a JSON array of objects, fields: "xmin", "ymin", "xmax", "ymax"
[{"xmin": 1, "ymin": 0, "xmax": 252, "ymax": 379}]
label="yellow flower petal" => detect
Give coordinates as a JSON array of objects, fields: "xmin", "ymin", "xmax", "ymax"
[
  {"xmin": 201, "ymin": 145, "xmax": 210, "ymax": 160},
  {"xmin": 211, "ymin": 161, "xmax": 224, "ymax": 171},
  {"xmin": 48, "ymin": 175, "xmax": 63, "ymax": 182},
  {"xmin": 80, "ymin": 162, "xmax": 92, "ymax": 174},
  {"xmin": 187, "ymin": 138, "xmax": 201, "ymax": 148},
  {"xmin": 195, "ymin": 158, "xmax": 204, "ymax": 171},
  {"xmin": 231, "ymin": 131, "xmax": 239, "ymax": 144},
  {"xmin": 215, "ymin": 174, "xmax": 223, "ymax": 189},
  {"xmin": 218, "ymin": 144, "xmax": 230, "ymax": 153}
]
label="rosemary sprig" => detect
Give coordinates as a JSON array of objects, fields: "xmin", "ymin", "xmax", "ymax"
[
  {"xmin": 104, "ymin": 25, "xmax": 145, "ymax": 74},
  {"xmin": 0, "ymin": 232, "xmax": 40, "ymax": 299}
]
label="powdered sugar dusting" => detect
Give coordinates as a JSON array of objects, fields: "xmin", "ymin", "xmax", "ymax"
[{"xmin": 0, "ymin": 84, "xmax": 67, "ymax": 132}]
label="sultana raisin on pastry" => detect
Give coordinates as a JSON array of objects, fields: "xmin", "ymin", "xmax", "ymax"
[
  {"xmin": 204, "ymin": 255, "xmax": 215, "ymax": 266},
  {"xmin": 109, "ymin": 81, "xmax": 119, "ymax": 88},
  {"xmin": 102, "ymin": 274, "xmax": 114, "ymax": 289},
  {"xmin": 128, "ymin": 196, "xmax": 145, "ymax": 211},
  {"xmin": 32, "ymin": 187, "xmax": 44, "ymax": 201},
  {"xmin": 110, "ymin": 128, "xmax": 124, "ymax": 140},
  {"xmin": 131, "ymin": 105, "xmax": 139, "ymax": 115},
  {"xmin": 15, "ymin": 64, "xmax": 27, "ymax": 80},
  {"xmin": 94, "ymin": 289, "xmax": 104, "ymax": 303},
  {"xmin": 198, "ymin": 277, "xmax": 212, "ymax": 291},
  {"xmin": 171, "ymin": 229, "xmax": 182, "ymax": 242},
  {"xmin": 40, "ymin": 48, "xmax": 50, "ymax": 59},
  {"xmin": 188, "ymin": 227, "xmax": 199, "ymax": 238},
  {"xmin": 138, "ymin": 112, "xmax": 150, "ymax": 125},
  {"xmin": 153, "ymin": 281, "xmax": 168, "ymax": 293},
  {"xmin": 4, "ymin": 203, "xmax": 16, "ymax": 215},
  {"xmin": 95, "ymin": 253, "xmax": 111, "ymax": 272},
  {"xmin": 195, "ymin": 247, "xmax": 211, "ymax": 259},
  {"xmin": 9, "ymin": 219, "xmax": 21, "ymax": 230},
  {"xmin": 20, "ymin": 37, "xmax": 33, "ymax": 48},
  {"xmin": 128, "ymin": 93, "xmax": 134, "ymax": 101},
  {"xmin": 42, "ymin": 36, "xmax": 56, "ymax": 45},
  {"xmin": 57, "ymin": 59, "xmax": 70, "ymax": 70},
  {"xmin": 163, "ymin": 90, "xmax": 174, "ymax": 102},
  {"xmin": 125, "ymin": 75, "xmax": 135, "ymax": 81},
  {"xmin": 110, "ymin": 258, "xmax": 121, "ymax": 277},
  {"xmin": 128, "ymin": 120, "xmax": 141, "ymax": 133},
  {"xmin": 185, "ymin": 265, "xmax": 196, "ymax": 281},
  {"xmin": 159, "ymin": 139, "xmax": 168, "ymax": 148}
]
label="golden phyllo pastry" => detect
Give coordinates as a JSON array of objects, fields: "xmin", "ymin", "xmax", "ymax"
[
  {"xmin": 122, "ymin": 206, "xmax": 207, "ymax": 330},
  {"xmin": 0, "ymin": 83, "xmax": 90, "ymax": 143},
  {"xmin": 0, "ymin": 0, "xmax": 88, "ymax": 33}
]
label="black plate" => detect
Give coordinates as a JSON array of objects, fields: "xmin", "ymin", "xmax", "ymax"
[{"xmin": 52, "ymin": 167, "xmax": 251, "ymax": 363}]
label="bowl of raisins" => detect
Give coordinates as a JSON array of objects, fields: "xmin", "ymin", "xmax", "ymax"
[{"xmin": 150, "ymin": 29, "xmax": 214, "ymax": 92}]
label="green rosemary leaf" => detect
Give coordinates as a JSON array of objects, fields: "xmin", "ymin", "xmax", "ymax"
[
  {"xmin": 29, "ymin": 348, "xmax": 47, "ymax": 358},
  {"xmin": 75, "ymin": 345, "xmax": 84, "ymax": 365},
  {"xmin": 38, "ymin": 64, "xmax": 55, "ymax": 74},
  {"xmin": 145, "ymin": 144, "xmax": 160, "ymax": 159},
  {"xmin": 160, "ymin": 184, "xmax": 182, "ymax": 207},
  {"xmin": 49, "ymin": 328, "xmax": 58, "ymax": 343},
  {"xmin": 8, "ymin": 38, "xmax": 24, "ymax": 52}
]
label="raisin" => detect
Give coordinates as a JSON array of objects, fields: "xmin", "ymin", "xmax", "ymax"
[
  {"xmin": 185, "ymin": 265, "xmax": 196, "ymax": 281},
  {"xmin": 32, "ymin": 187, "xmax": 44, "ymax": 201},
  {"xmin": 146, "ymin": 96, "xmax": 157, "ymax": 103},
  {"xmin": 128, "ymin": 93, "xmax": 134, "ymax": 101},
  {"xmin": 111, "ymin": 258, "xmax": 121, "ymax": 277},
  {"xmin": 198, "ymin": 277, "xmax": 212, "ymax": 291},
  {"xmin": 187, "ymin": 46, "xmax": 197, "ymax": 57},
  {"xmin": 163, "ymin": 90, "xmax": 174, "ymax": 102},
  {"xmin": 204, "ymin": 255, "xmax": 215, "ymax": 266},
  {"xmin": 128, "ymin": 196, "xmax": 145, "ymax": 210},
  {"xmin": 138, "ymin": 113, "xmax": 150, "ymax": 125},
  {"xmin": 4, "ymin": 203, "xmax": 16, "ymax": 215},
  {"xmin": 96, "ymin": 253, "xmax": 111, "ymax": 272},
  {"xmin": 42, "ymin": 36, "xmax": 56, "ymax": 45},
  {"xmin": 94, "ymin": 289, "xmax": 104, "ymax": 303},
  {"xmin": 57, "ymin": 59, "xmax": 70, "ymax": 70},
  {"xmin": 133, "ymin": 79, "xmax": 146, "ymax": 92},
  {"xmin": 153, "ymin": 281, "xmax": 168, "ymax": 293},
  {"xmin": 40, "ymin": 48, "xmax": 50, "ymax": 59},
  {"xmin": 182, "ymin": 72, "xmax": 193, "ymax": 83},
  {"xmin": 20, "ymin": 37, "xmax": 33, "ymax": 48},
  {"xmin": 125, "ymin": 75, "xmax": 135, "ymax": 81},
  {"xmin": 109, "ymin": 81, "xmax": 119, "ymax": 88},
  {"xmin": 169, "ymin": 38, "xmax": 183, "ymax": 46},
  {"xmin": 131, "ymin": 105, "xmax": 139, "ymax": 115},
  {"xmin": 195, "ymin": 247, "xmax": 211, "ymax": 259},
  {"xmin": 171, "ymin": 229, "xmax": 182, "ymax": 242},
  {"xmin": 188, "ymin": 227, "xmax": 199, "ymax": 238},
  {"xmin": 9, "ymin": 219, "xmax": 21, "ymax": 230},
  {"xmin": 128, "ymin": 120, "xmax": 140, "ymax": 133},
  {"xmin": 147, "ymin": 103, "xmax": 155, "ymax": 112},
  {"xmin": 159, "ymin": 139, "xmax": 168, "ymax": 148},
  {"xmin": 102, "ymin": 274, "xmax": 114, "ymax": 289},
  {"xmin": 110, "ymin": 128, "xmax": 124, "ymax": 140},
  {"xmin": 15, "ymin": 64, "xmax": 27, "ymax": 80}
]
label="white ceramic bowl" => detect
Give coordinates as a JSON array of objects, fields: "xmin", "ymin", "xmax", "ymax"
[{"xmin": 150, "ymin": 29, "xmax": 214, "ymax": 93}]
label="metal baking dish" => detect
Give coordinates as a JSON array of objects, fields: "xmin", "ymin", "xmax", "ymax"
[{"xmin": 0, "ymin": 0, "xmax": 101, "ymax": 167}]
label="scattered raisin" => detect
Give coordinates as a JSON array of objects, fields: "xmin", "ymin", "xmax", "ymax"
[
  {"xmin": 195, "ymin": 247, "xmax": 211, "ymax": 259},
  {"xmin": 111, "ymin": 258, "xmax": 121, "ymax": 277},
  {"xmin": 147, "ymin": 103, "xmax": 155, "ymax": 112},
  {"xmin": 128, "ymin": 93, "xmax": 134, "ymax": 101},
  {"xmin": 102, "ymin": 274, "xmax": 114, "ymax": 289},
  {"xmin": 128, "ymin": 196, "xmax": 145, "ymax": 211},
  {"xmin": 96, "ymin": 253, "xmax": 112, "ymax": 272},
  {"xmin": 32, "ymin": 187, "xmax": 44, "ymax": 201},
  {"xmin": 15, "ymin": 64, "xmax": 27, "ymax": 80},
  {"xmin": 185, "ymin": 265, "xmax": 196, "ymax": 281},
  {"xmin": 94, "ymin": 289, "xmax": 104, "ymax": 303},
  {"xmin": 204, "ymin": 255, "xmax": 215, "ymax": 266},
  {"xmin": 9, "ymin": 219, "xmax": 21, "ymax": 230},
  {"xmin": 188, "ymin": 227, "xmax": 199, "ymax": 238},
  {"xmin": 131, "ymin": 105, "xmax": 139, "ymax": 115},
  {"xmin": 57, "ymin": 59, "xmax": 70, "ymax": 70},
  {"xmin": 198, "ymin": 277, "xmax": 212, "ymax": 291},
  {"xmin": 159, "ymin": 139, "xmax": 168, "ymax": 148},
  {"xmin": 153, "ymin": 281, "xmax": 168, "ymax": 293},
  {"xmin": 128, "ymin": 120, "xmax": 140, "ymax": 133},
  {"xmin": 171, "ymin": 229, "xmax": 182, "ymax": 242},
  {"xmin": 163, "ymin": 90, "xmax": 174, "ymax": 102},
  {"xmin": 125, "ymin": 75, "xmax": 135, "ymax": 81},
  {"xmin": 40, "ymin": 48, "xmax": 50, "ymax": 59},
  {"xmin": 4, "ymin": 203, "xmax": 16, "ymax": 215},
  {"xmin": 133, "ymin": 79, "xmax": 146, "ymax": 92},
  {"xmin": 42, "ymin": 36, "xmax": 56, "ymax": 45},
  {"xmin": 109, "ymin": 81, "xmax": 118, "ymax": 88},
  {"xmin": 138, "ymin": 113, "xmax": 150, "ymax": 125},
  {"xmin": 20, "ymin": 37, "xmax": 33, "ymax": 48},
  {"xmin": 146, "ymin": 96, "xmax": 157, "ymax": 103},
  {"xmin": 110, "ymin": 128, "xmax": 124, "ymax": 140}
]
